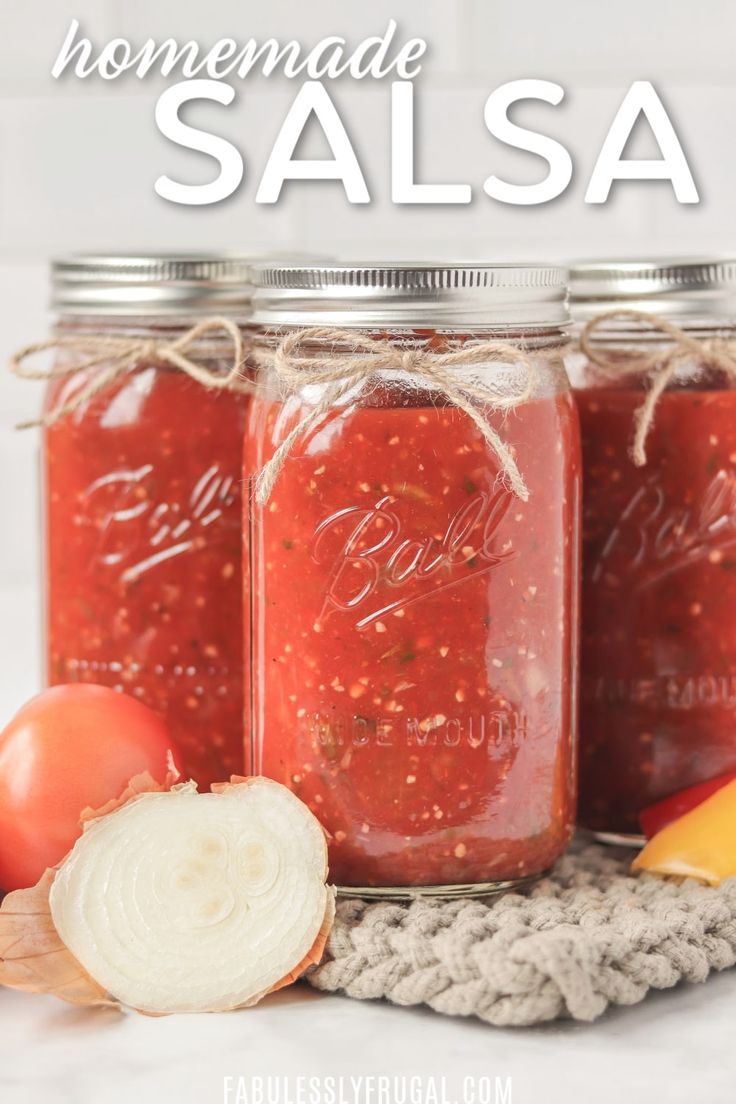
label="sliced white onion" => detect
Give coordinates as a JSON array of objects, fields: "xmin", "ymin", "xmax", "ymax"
[{"xmin": 48, "ymin": 778, "xmax": 334, "ymax": 1014}]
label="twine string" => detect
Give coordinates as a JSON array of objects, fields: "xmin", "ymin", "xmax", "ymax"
[
  {"xmin": 254, "ymin": 326, "xmax": 541, "ymax": 505},
  {"xmin": 9, "ymin": 316, "xmax": 251, "ymax": 429},
  {"xmin": 580, "ymin": 308, "xmax": 736, "ymax": 466}
]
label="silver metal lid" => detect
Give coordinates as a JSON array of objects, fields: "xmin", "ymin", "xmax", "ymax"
[
  {"xmin": 249, "ymin": 262, "xmax": 569, "ymax": 329},
  {"xmin": 51, "ymin": 253, "xmax": 256, "ymax": 316},
  {"xmin": 569, "ymin": 257, "xmax": 736, "ymax": 321}
]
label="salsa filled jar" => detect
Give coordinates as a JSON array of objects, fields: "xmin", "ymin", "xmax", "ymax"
[
  {"xmin": 569, "ymin": 258, "xmax": 736, "ymax": 841},
  {"xmin": 245, "ymin": 263, "xmax": 581, "ymax": 895},
  {"xmin": 33, "ymin": 255, "xmax": 254, "ymax": 788}
]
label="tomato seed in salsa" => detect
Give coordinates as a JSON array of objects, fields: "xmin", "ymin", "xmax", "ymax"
[
  {"xmin": 46, "ymin": 364, "xmax": 249, "ymax": 788},
  {"xmin": 246, "ymin": 386, "xmax": 581, "ymax": 889}
]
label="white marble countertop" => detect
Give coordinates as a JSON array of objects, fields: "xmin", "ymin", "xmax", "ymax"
[
  {"xmin": 1, "ymin": 606, "xmax": 735, "ymax": 1104},
  {"xmin": 2, "ymin": 970, "xmax": 736, "ymax": 1104}
]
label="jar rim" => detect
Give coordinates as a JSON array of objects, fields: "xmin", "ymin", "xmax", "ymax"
[
  {"xmin": 249, "ymin": 262, "xmax": 570, "ymax": 329},
  {"xmin": 569, "ymin": 256, "xmax": 736, "ymax": 321},
  {"xmin": 51, "ymin": 252, "xmax": 258, "ymax": 316}
]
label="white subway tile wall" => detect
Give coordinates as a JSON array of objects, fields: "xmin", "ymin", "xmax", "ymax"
[{"xmin": 1, "ymin": 0, "xmax": 734, "ymax": 710}]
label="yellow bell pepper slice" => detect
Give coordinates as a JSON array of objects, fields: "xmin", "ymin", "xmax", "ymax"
[{"xmin": 632, "ymin": 778, "xmax": 736, "ymax": 886}]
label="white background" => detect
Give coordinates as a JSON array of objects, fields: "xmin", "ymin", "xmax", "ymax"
[
  {"xmin": 2, "ymin": 0, "xmax": 736, "ymax": 710},
  {"xmin": 1, "ymin": 5, "xmax": 736, "ymax": 1098}
]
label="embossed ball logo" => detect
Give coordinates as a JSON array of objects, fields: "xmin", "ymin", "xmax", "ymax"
[{"xmin": 310, "ymin": 488, "xmax": 515, "ymax": 629}]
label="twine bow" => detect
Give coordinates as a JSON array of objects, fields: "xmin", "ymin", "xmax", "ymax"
[
  {"xmin": 580, "ymin": 309, "xmax": 736, "ymax": 466},
  {"xmin": 9, "ymin": 316, "xmax": 251, "ymax": 429},
  {"xmin": 255, "ymin": 326, "xmax": 540, "ymax": 506}
]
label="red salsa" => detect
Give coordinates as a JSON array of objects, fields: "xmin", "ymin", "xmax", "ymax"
[
  {"xmin": 246, "ymin": 379, "xmax": 580, "ymax": 889},
  {"xmin": 46, "ymin": 361, "xmax": 249, "ymax": 787},
  {"xmin": 576, "ymin": 384, "xmax": 736, "ymax": 834}
]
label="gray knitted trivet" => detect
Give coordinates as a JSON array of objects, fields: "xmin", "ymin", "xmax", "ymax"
[{"xmin": 307, "ymin": 841, "xmax": 736, "ymax": 1026}]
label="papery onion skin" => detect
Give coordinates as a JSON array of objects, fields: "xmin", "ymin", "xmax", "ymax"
[
  {"xmin": 46, "ymin": 776, "xmax": 334, "ymax": 1014},
  {"xmin": 0, "ymin": 871, "xmax": 113, "ymax": 1007},
  {"xmin": 0, "ymin": 766, "xmax": 179, "ymax": 1009}
]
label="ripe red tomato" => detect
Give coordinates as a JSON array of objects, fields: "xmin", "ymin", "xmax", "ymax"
[{"xmin": 0, "ymin": 684, "xmax": 177, "ymax": 892}]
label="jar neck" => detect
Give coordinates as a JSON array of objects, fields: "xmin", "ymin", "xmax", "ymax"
[
  {"xmin": 250, "ymin": 324, "xmax": 569, "ymax": 354},
  {"xmin": 568, "ymin": 314, "xmax": 736, "ymax": 391},
  {"xmin": 52, "ymin": 313, "xmax": 254, "ymax": 366},
  {"xmin": 56, "ymin": 312, "xmax": 251, "ymax": 340},
  {"xmin": 572, "ymin": 316, "xmax": 736, "ymax": 347},
  {"xmin": 250, "ymin": 323, "xmax": 570, "ymax": 405}
]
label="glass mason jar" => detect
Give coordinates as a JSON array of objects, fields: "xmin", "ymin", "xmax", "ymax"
[
  {"xmin": 569, "ymin": 258, "xmax": 736, "ymax": 842},
  {"xmin": 41, "ymin": 255, "xmax": 253, "ymax": 788},
  {"xmin": 245, "ymin": 263, "xmax": 581, "ymax": 896}
]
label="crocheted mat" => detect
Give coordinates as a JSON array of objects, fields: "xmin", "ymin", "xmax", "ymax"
[{"xmin": 306, "ymin": 841, "xmax": 736, "ymax": 1026}]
